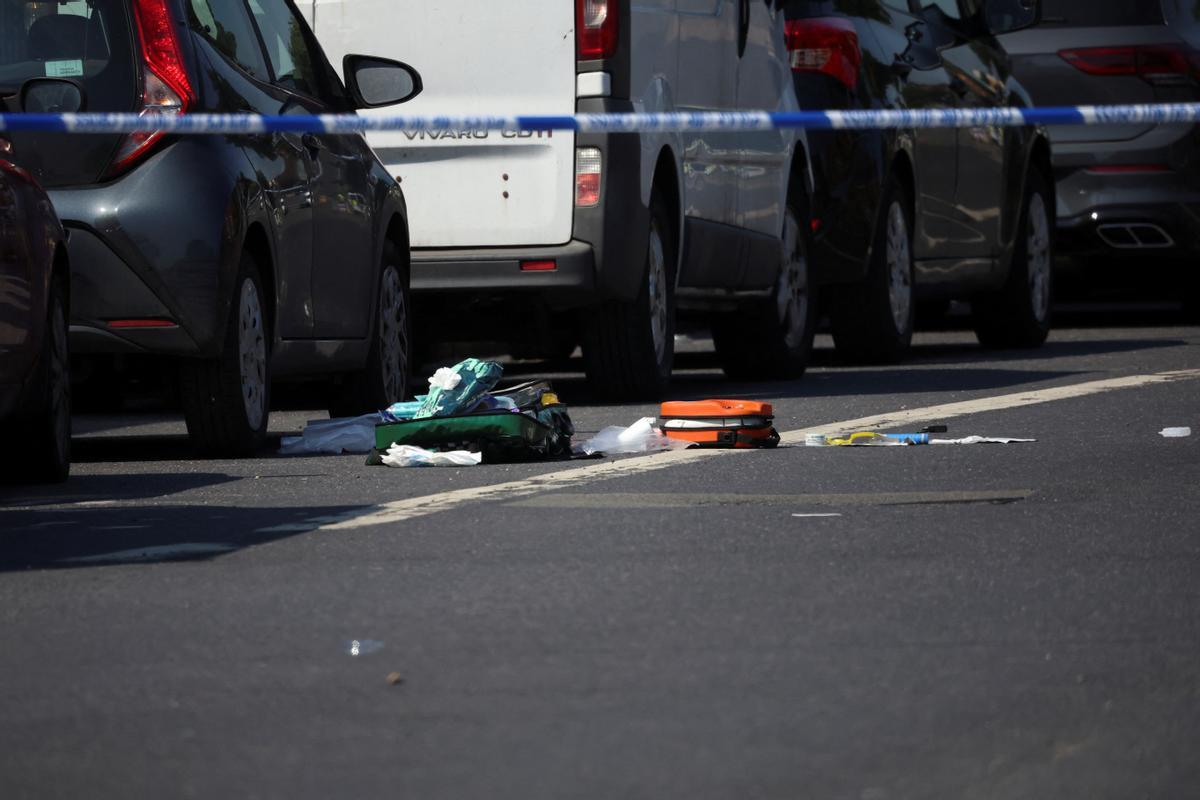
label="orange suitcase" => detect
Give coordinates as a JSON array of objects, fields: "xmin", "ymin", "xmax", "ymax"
[{"xmin": 659, "ymin": 399, "xmax": 780, "ymax": 449}]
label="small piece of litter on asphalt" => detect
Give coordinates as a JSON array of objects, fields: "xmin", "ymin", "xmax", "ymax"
[
  {"xmin": 930, "ymin": 436, "xmax": 1036, "ymax": 445},
  {"xmin": 386, "ymin": 672, "xmax": 405, "ymax": 686},
  {"xmin": 381, "ymin": 445, "xmax": 482, "ymax": 468},
  {"xmin": 1159, "ymin": 427, "xmax": 1192, "ymax": 438},
  {"xmin": 792, "ymin": 513, "xmax": 843, "ymax": 518},
  {"xmin": 346, "ymin": 639, "xmax": 385, "ymax": 657}
]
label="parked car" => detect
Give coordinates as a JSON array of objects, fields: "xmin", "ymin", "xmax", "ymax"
[
  {"xmin": 783, "ymin": 0, "xmax": 1055, "ymax": 360},
  {"xmin": 999, "ymin": 0, "xmax": 1200, "ymax": 303},
  {"xmin": 307, "ymin": 0, "xmax": 815, "ymax": 395},
  {"xmin": 0, "ymin": 133, "xmax": 70, "ymax": 483},
  {"xmin": 0, "ymin": 0, "xmax": 421, "ymax": 455}
]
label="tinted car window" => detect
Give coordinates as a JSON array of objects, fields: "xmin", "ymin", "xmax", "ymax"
[
  {"xmin": 246, "ymin": 0, "xmax": 321, "ymax": 98},
  {"xmin": 0, "ymin": 0, "xmax": 135, "ymax": 109},
  {"xmin": 188, "ymin": 0, "xmax": 269, "ymax": 79},
  {"xmin": 0, "ymin": 0, "xmax": 136, "ymax": 186},
  {"xmin": 1041, "ymin": 0, "xmax": 1165, "ymax": 26}
]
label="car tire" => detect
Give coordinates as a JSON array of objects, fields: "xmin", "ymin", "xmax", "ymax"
[
  {"xmin": 329, "ymin": 254, "xmax": 411, "ymax": 418},
  {"xmin": 2, "ymin": 276, "xmax": 72, "ymax": 484},
  {"xmin": 972, "ymin": 169, "xmax": 1053, "ymax": 349},
  {"xmin": 583, "ymin": 192, "xmax": 676, "ymax": 400},
  {"xmin": 180, "ymin": 255, "xmax": 270, "ymax": 457},
  {"xmin": 712, "ymin": 196, "xmax": 816, "ymax": 381},
  {"xmin": 829, "ymin": 178, "xmax": 915, "ymax": 364}
]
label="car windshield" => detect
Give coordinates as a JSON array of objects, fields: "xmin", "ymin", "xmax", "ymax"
[
  {"xmin": 0, "ymin": 0, "xmax": 136, "ymax": 107},
  {"xmin": 1041, "ymin": 0, "xmax": 1165, "ymax": 27}
]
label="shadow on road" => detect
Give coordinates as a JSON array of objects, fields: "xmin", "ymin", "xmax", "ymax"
[
  {"xmin": 70, "ymin": 434, "xmax": 288, "ymax": 464},
  {"xmin": 0, "ymin": 501, "xmax": 359, "ymax": 572},
  {"xmin": 0, "ymin": 471, "xmax": 238, "ymax": 509}
]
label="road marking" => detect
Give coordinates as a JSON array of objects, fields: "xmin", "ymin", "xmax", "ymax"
[
  {"xmin": 256, "ymin": 369, "xmax": 1200, "ymax": 534},
  {"xmin": 506, "ymin": 491, "xmax": 1032, "ymax": 509}
]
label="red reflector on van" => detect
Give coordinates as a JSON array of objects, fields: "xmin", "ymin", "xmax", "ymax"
[
  {"xmin": 107, "ymin": 319, "xmax": 177, "ymax": 329},
  {"xmin": 785, "ymin": 18, "xmax": 861, "ymax": 91},
  {"xmin": 521, "ymin": 260, "xmax": 557, "ymax": 272}
]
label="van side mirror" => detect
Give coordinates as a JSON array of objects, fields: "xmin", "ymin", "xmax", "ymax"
[
  {"xmin": 343, "ymin": 55, "xmax": 422, "ymax": 109},
  {"xmin": 986, "ymin": 0, "xmax": 1040, "ymax": 35},
  {"xmin": 20, "ymin": 78, "xmax": 87, "ymax": 113}
]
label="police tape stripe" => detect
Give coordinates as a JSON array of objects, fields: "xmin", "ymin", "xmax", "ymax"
[{"xmin": 1, "ymin": 103, "xmax": 1199, "ymax": 134}]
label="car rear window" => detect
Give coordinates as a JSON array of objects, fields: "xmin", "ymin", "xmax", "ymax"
[
  {"xmin": 0, "ymin": 0, "xmax": 137, "ymax": 107},
  {"xmin": 0, "ymin": 0, "xmax": 138, "ymax": 186},
  {"xmin": 1041, "ymin": 0, "xmax": 1165, "ymax": 27}
]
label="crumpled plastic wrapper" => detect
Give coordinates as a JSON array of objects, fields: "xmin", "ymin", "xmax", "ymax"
[{"xmin": 380, "ymin": 444, "xmax": 482, "ymax": 468}]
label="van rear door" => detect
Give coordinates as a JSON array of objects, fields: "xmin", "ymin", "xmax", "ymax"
[{"xmin": 305, "ymin": 0, "xmax": 577, "ymax": 249}]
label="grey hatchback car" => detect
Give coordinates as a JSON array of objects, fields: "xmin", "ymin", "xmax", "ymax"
[
  {"xmin": 1000, "ymin": 1, "xmax": 1200, "ymax": 288},
  {"xmin": 1, "ymin": 0, "xmax": 422, "ymax": 455}
]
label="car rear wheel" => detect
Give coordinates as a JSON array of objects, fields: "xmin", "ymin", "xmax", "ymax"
[
  {"xmin": 583, "ymin": 192, "xmax": 676, "ymax": 400},
  {"xmin": 829, "ymin": 179, "xmax": 915, "ymax": 364},
  {"xmin": 329, "ymin": 256, "xmax": 411, "ymax": 418},
  {"xmin": 972, "ymin": 170, "xmax": 1053, "ymax": 349},
  {"xmin": 3, "ymin": 276, "xmax": 72, "ymax": 484},
  {"xmin": 180, "ymin": 255, "xmax": 270, "ymax": 457},
  {"xmin": 713, "ymin": 198, "xmax": 816, "ymax": 380}
]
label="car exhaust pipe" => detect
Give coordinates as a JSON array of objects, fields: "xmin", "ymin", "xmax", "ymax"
[{"xmin": 1096, "ymin": 223, "xmax": 1175, "ymax": 250}]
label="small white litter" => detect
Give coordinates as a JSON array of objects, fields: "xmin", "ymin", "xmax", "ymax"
[
  {"xmin": 381, "ymin": 444, "xmax": 481, "ymax": 468},
  {"xmin": 1159, "ymin": 427, "xmax": 1192, "ymax": 438}
]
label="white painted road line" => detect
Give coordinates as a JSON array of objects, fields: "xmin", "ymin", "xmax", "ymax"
[{"xmin": 257, "ymin": 369, "xmax": 1200, "ymax": 534}]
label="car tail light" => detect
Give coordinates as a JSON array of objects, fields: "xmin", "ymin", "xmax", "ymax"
[
  {"xmin": 784, "ymin": 18, "xmax": 861, "ymax": 91},
  {"xmin": 520, "ymin": 260, "xmax": 557, "ymax": 272},
  {"xmin": 577, "ymin": 0, "xmax": 618, "ymax": 60},
  {"xmin": 576, "ymin": 147, "xmax": 602, "ymax": 207},
  {"xmin": 1060, "ymin": 44, "xmax": 1200, "ymax": 87},
  {"xmin": 107, "ymin": 318, "xmax": 178, "ymax": 329},
  {"xmin": 1085, "ymin": 164, "xmax": 1171, "ymax": 175},
  {"xmin": 109, "ymin": 0, "xmax": 194, "ymax": 176}
]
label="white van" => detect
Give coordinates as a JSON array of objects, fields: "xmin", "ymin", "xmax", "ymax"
[{"xmin": 303, "ymin": 0, "xmax": 812, "ymax": 398}]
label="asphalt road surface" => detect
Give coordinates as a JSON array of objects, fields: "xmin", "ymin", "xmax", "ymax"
[{"xmin": 2, "ymin": 313, "xmax": 1198, "ymax": 798}]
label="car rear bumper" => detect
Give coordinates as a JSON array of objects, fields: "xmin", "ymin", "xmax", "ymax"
[
  {"xmin": 1052, "ymin": 128, "xmax": 1200, "ymax": 259},
  {"xmin": 411, "ymin": 240, "xmax": 596, "ymax": 311}
]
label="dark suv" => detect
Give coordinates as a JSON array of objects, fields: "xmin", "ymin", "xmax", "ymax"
[
  {"xmin": 999, "ymin": 1, "xmax": 1200, "ymax": 298},
  {"xmin": 784, "ymin": 0, "xmax": 1055, "ymax": 361},
  {"xmin": 0, "ymin": 0, "xmax": 421, "ymax": 455}
]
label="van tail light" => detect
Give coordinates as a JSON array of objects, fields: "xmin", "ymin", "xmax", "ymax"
[
  {"xmin": 784, "ymin": 18, "xmax": 861, "ymax": 91},
  {"xmin": 576, "ymin": 0, "xmax": 618, "ymax": 60},
  {"xmin": 575, "ymin": 147, "xmax": 602, "ymax": 207},
  {"xmin": 109, "ymin": 0, "xmax": 194, "ymax": 176},
  {"xmin": 1060, "ymin": 45, "xmax": 1200, "ymax": 87}
]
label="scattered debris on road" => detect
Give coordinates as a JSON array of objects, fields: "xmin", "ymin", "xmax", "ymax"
[
  {"xmin": 380, "ymin": 445, "xmax": 481, "ymax": 468},
  {"xmin": 1159, "ymin": 427, "xmax": 1192, "ymax": 438}
]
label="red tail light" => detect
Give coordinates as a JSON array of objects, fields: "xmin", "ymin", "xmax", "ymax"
[
  {"xmin": 1060, "ymin": 45, "xmax": 1200, "ymax": 87},
  {"xmin": 109, "ymin": 0, "xmax": 194, "ymax": 176},
  {"xmin": 785, "ymin": 18, "xmax": 861, "ymax": 91},
  {"xmin": 576, "ymin": 0, "xmax": 618, "ymax": 60}
]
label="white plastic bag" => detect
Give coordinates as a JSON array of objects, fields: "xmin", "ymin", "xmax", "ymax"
[
  {"xmin": 280, "ymin": 413, "xmax": 380, "ymax": 455},
  {"xmin": 381, "ymin": 445, "xmax": 482, "ymax": 468},
  {"xmin": 575, "ymin": 417, "xmax": 691, "ymax": 456}
]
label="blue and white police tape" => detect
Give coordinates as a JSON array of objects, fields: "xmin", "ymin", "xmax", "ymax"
[{"xmin": 2, "ymin": 104, "xmax": 1199, "ymax": 135}]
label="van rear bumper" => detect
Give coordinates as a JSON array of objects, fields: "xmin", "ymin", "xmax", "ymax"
[{"xmin": 411, "ymin": 240, "xmax": 596, "ymax": 310}]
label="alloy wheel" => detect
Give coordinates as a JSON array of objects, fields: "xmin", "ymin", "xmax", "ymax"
[
  {"xmin": 1026, "ymin": 192, "xmax": 1051, "ymax": 324},
  {"xmin": 777, "ymin": 207, "xmax": 810, "ymax": 350},
  {"xmin": 886, "ymin": 200, "xmax": 913, "ymax": 334},
  {"xmin": 378, "ymin": 265, "xmax": 408, "ymax": 402},
  {"xmin": 237, "ymin": 278, "xmax": 267, "ymax": 431},
  {"xmin": 647, "ymin": 220, "xmax": 669, "ymax": 364}
]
